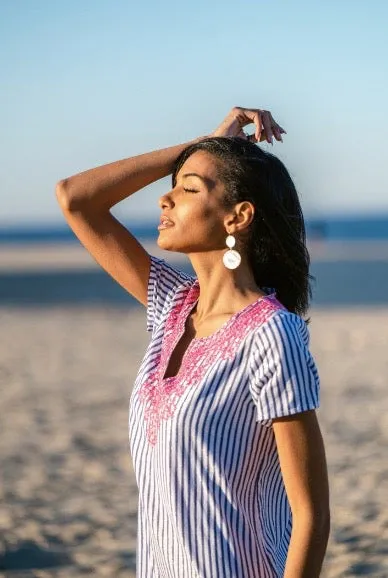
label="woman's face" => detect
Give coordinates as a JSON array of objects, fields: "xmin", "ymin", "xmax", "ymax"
[{"xmin": 157, "ymin": 151, "xmax": 230, "ymax": 254}]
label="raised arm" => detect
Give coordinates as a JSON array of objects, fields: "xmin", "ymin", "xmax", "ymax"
[
  {"xmin": 55, "ymin": 107, "xmax": 284, "ymax": 306},
  {"xmin": 55, "ymin": 138, "xmax": 206, "ymax": 306}
]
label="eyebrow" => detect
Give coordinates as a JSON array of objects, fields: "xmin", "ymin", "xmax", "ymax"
[
  {"xmin": 182, "ymin": 172, "xmax": 207, "ymax": 183},
  {"xmin": 180, "ymin": 172, "xmax": 216, "ymax": 189}
]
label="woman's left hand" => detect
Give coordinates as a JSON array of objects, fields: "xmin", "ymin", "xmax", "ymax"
[{"xmin": 211, "ymin": 106, "xmax": 286, "ymax": 144}]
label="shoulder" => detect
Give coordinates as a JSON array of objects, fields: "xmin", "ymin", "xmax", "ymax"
[
  {"xmin": 248, "ymin": 308, "xmax": 320, "ymax": 423},
  {"xmin": 149, "ymin": 255, "xmax": 196, "ymax": 287},
  {"xmin": 249, "ymin": 307, "xmax": 311, "ymax": 369},
  {"xmin": 255, "ymin": 307, "xmax": 310, "ymax": 348}
]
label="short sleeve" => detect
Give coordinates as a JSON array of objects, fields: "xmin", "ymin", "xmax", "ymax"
[
  {"xmin": 249, "ymin": 311, "xmax": 320, "ymax": 425},
  {"xmin": 147, "ymin": 255, "xmax": 196, "ymax": 333}
]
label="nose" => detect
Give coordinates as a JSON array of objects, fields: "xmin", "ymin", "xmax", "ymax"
[{"xmin": 158, "ymin": 192, "xmax": 175, "ymax": 210}]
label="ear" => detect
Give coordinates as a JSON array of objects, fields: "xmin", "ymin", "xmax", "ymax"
[{"xmin": 224, "ymin": 201, "xmax": 255, "ymax": 232}]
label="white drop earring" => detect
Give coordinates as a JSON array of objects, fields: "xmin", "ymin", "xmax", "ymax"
[{"xmin": 222, "ymin": 234, "xmax": 241, "ymax": 270}]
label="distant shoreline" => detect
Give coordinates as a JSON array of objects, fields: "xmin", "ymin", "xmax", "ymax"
[
  {"xmin": 0, "ymin": 239, "xmax": 388, "ymax": 272},
  {"xmin": 1, "ymin": 213, "xmax": 388, "ymax": 245},
  {"xmin": 1, "ymin": 240, "xmax": 387, "ymax": 307}
]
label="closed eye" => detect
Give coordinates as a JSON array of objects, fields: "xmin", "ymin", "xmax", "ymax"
[{"xmin": 183, "ymin": 188, "xmax": 199, "ymax": 193}]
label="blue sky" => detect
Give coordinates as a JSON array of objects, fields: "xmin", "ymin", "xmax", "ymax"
[{"xmin": 1, "ymin": 0, "xmax": 387, "ymax": 225}]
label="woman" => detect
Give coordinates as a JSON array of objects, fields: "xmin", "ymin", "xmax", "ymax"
[{"xmin": 56, "ymin": 106, "xmax": 330, "ymax": 577}]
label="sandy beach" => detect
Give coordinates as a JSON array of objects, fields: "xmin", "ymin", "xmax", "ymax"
[{"xmin": 1, "ymin": 247, "xmax": 388, "ymax": 577}]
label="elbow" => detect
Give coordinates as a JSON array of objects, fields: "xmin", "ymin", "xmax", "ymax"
[
  {"xmin": 55, "ymin": 178, "xmax": 72, "ymax": 211},
  {"xmin": 293, "ymin": 504, "xmax": 331, "ymax": 540},
  {"xmin": 55, "ymin": 178, "xmax": 85, "ymax": 212}
]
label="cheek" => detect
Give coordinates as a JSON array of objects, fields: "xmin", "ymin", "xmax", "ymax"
[
  {"xmin": 178, "ymin": 202, "xmax": 213, "ymax": 224},
  {"xmin": 177, "ymin": 196, "xmax": 226, "ymax": 239},
  {"xmin": 193, "ymin": 208, "xmax": 226, "ymax": 245},
  {"xmin": 184, "ymin": 207, "xmax": 223, "ymax": 238}
]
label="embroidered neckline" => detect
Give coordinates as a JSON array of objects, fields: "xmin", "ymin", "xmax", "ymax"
[
  {"xmin": 186, "ymin": 280, "xmax": 276, "ymax": 344},
  {"xmin": 138, "ymin": 281, "xmax": 285, "ymax": 445}
]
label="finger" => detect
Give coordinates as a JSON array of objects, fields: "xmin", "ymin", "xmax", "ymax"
[
  {"xmin": 269, "ymin": 114, "xmax": 286, "ymax": 136},
  {"xmin": 272, "ymin": 125, "xmax": 283, "ymax": 142},
  {"xmin": 239, "ymin": 129, "xmax": 256, "ymax": 143},
  {"xmin": 235, "ymin": 110, "xmax": 257, "ymax": 138},
  {"xmin": 252, "ymin": 111, "xmax": 263, "ymax": 142},
  {"xmin": 267, "ymin": 112, "xmax": 287, "ymax": 140},
  {"xmin": 261, "ymin": 111, "xmax": 274, "ymax": 144}
]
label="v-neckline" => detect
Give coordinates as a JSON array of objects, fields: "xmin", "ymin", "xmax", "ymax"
[
  {"xmin": 137, "ymin": 284, "xmax": 284, "ymax": 445},
  {"xmin": 189, "ymin": 281, "xmax": 275, "ymax": 343},
  {"xmin": 161, "ymin": 280, "xmax": 276, "ymax": 382}
]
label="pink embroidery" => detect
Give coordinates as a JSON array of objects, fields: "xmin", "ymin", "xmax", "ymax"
[{"xmin": 138, "ymin": 281, "xmax": 285, "ymax": 445}]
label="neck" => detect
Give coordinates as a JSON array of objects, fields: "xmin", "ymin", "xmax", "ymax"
[{"xmin": 187, "ymin": 250, "xmax": 266, "ymax": 321}]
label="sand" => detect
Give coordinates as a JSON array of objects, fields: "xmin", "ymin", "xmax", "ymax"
[{"xmin": 1, "ymin": 299, "xmax": 388, "ymax": 575}]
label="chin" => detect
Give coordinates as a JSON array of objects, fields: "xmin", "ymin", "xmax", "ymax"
[
  {"xmin": 156, "ymin": 235, "xmax": 175, "ymax": 251},
  {"xmin": 157, "ymin": 235, "xmax": 190, "ymax": 255}
]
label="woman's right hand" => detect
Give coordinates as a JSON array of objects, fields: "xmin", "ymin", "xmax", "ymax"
[{"xmin": 211, "ymin": 106, "xmax": 286, "ymax": 144}]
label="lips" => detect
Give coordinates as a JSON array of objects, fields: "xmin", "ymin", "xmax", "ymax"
[{"xmin": 159, "ymin": 216, "xmax": 174, "ymax": 226}]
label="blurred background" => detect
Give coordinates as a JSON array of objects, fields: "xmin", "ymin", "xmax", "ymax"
[{"xmin": 1, "ymin": 1, "xmax": 387, "ymax": 576}]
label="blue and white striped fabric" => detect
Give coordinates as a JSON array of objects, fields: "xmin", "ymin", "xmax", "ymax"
[{"xmin": 129, "ymin": 255, "xmax": 320, "ymax": 577}]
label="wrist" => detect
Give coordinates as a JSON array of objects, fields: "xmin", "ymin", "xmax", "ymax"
[{"xmin": 192, "ymin": 134, "xmax": 211, "ymax": 144}]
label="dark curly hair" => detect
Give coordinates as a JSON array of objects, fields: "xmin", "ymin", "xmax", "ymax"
[{"xmin": 172, "ymin": 136, "xmax": 313, "ymax": 318}]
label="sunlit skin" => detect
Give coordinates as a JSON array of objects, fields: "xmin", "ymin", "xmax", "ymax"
[{"xmin": 157, "ymin": 150, "xmax": 267, "ymax": 329}]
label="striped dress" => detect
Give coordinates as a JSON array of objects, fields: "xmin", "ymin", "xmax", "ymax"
[{"xmin": 129, "ymin": 255, "xmax": 320, "ymax": 578}]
